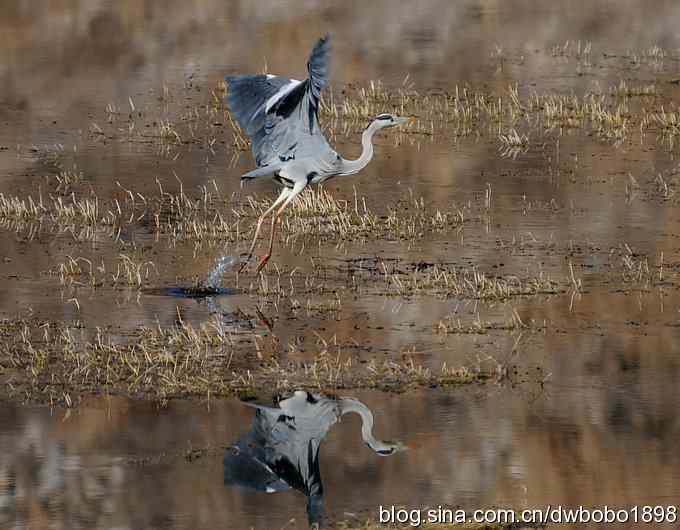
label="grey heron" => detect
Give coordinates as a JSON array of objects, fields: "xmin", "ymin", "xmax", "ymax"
[
  {"xmin": 223, "ymin": 390, "xmax": 406, "ymax": 527},
  {"xmin": 225, "ymin": 35, "xmax": 408, "ymax": 272}
]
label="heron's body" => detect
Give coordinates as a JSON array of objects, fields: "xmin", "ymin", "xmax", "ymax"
[{"xmin": 224, "ymin": 35, "xmax": 407, "ymax": 272}]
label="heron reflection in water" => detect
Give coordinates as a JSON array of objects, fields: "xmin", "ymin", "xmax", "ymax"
[{"xmin": 223, "ymin": 390, "xmax": 406, "ymax": 527}]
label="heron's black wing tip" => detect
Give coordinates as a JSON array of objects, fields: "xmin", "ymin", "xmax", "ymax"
[
  {"xmin": 307, "ymin": 35, "xmax": 331, "ymax": 98},
  {"xmin": 315, "ymin": 34, "xmax": 331, "ymax": 56}
]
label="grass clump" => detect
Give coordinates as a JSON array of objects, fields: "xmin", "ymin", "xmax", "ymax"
[
  {"xmin": 0, "ymin": 318, "xmax": 495, "ymax": 406},
  {"xmin": 245, "ymin": 188, "xmax": 466, "ymax": 242},
  {"xmin": 384, "ymin": 264, "xmax": 560, "ymax": 301},
  {"xmin": 436, "ymin": 309, "xmax": 536, "ymax": 335},
  {"xmin": 52, "ymin": 254, "xmax": 158, "ymax": 288},
  {"xmin": 0, "ymin": 193, "xmax": 45, "ymax": 221}
]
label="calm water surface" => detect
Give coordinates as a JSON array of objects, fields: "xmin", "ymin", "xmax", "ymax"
[{"xmin": 2, "ymin": 385, "xmax": 679, "ymax": 529}]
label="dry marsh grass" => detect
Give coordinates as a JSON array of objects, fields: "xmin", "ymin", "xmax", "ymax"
[
  {"xmin": 643, "ymin": 106, "xmax": 680, "ymax": 145},
  {"xmin": 436, "ymin": 308, "xmax": 539, "ymax": 335},
  {"xmin": 54, "ymin": 167, "xmax": 84, "ymax": 194},
  {"xmin": 315, "ymin": 80, "xmax": 671, "ymax": 148},
  {"xmin": 63, "ymin": 72, "xmax": 680, "ymax": 194},
  {"xmin": 550, "ymin": 39, "xmax": 592, "ymax": 60},
  {"xmin": 498, "ymin": 128, "xmax": 529, "ymax": 158},
  {"xmin": 0, "ymin": 193, "xmax": 45, "ymax": 221},
  {"xmin": 52, "ymin": 254, "xmax": 158, "ymax": 288},
  {"xmin": 1, "ymin": 179, "xmax": 471, "ymax": 247},
  {"xmin": 610, "ymin": 80, "xmax": 657, "ymax": 98},
  {"xmin": 383, "ymin": 264, "xmax": 560, "ymax": 301},
  {"xmin": 242, "ymin": 187, "xmax": 467, "ymax": 242},
  {"xmin": 0, "ymin": 192, "xmax": 117, "ymax": 227},
  {"xmin": 604, "ymin": 244, "xmax": 672, "ymax": 289},
  {"xmin": 0, "ymin": 318, "xmax": 492, "ymax": 406}
]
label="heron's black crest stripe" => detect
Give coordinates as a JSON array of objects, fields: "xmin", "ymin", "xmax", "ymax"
[
  {"xmin": 305, "ymin": 392, "xmax": 318, "ymax": 404},
  {"xmin": 377, "ymin": 114, "xmax": 391, "ymax": 120}
]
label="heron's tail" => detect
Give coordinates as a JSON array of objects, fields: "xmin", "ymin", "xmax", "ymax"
[{"xmin": 240, "ymin": 163, "xmax": 283, "ymax": 182}]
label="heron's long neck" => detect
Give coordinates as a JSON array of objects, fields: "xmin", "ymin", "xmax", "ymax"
[
  {"xmin": 339, "ymin": 123, "xmax": 377, "ymax": 176},
  {"xmin": 338, "ymin": 397, "xmax": 381, "ymax": 451}
]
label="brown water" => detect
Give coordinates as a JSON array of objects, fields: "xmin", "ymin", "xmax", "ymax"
[
  {"xmin": 2, "ymin": 388, "xmax": 679, "ymax": 529},
  {"xmin": 2, "ymin": 0, "xmax": 680, "ymax": 528}
]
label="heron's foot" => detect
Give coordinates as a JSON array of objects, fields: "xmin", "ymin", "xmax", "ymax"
[{"xmin": 255, "ymin": 254, "xmax": 272, "ymax": 273}]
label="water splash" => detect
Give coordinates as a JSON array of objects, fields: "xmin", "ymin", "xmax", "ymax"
[{"xmin": 206, "ymin": 255, "xmax": 240, "ymax": 289}]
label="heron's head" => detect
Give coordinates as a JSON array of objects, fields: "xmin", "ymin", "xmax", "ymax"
[
  {"xmin": 372, "ymin": 113, "xmax": 409, "ymax": 130},
  {"xmin": 368, "ymin": 439, "xmax": 409, "ymax": 456}
]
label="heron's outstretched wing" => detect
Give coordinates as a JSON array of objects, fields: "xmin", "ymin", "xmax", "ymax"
[
  {"xmin": 224, "ymin": 74, "xmax": 296, "ymax": 165},
  {"xmin": 223, "ymin": 75, "xmax": 293, "ymax": 136},
  {"xmin": 225, "ymin": 34, "xmax": 332, "ymax": 168}
]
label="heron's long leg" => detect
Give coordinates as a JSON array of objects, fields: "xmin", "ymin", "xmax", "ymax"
[
  {"xmin": 238, "ymin": 187, "xmax": 290, "ymax": 273},
  {"xmin": 256, "ymin": 182, "xmax": 306, "ymax": 273}
]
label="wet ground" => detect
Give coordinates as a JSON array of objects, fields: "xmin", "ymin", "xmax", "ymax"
[{"xmin": 2, "ymin": 0, "xmax": 680, "ymax": 528}]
